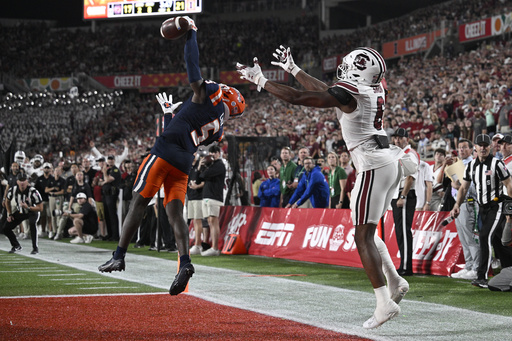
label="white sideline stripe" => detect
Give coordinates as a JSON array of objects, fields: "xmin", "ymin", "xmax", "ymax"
[
  {"xmin": 0, "ymin": 270, "xmax": 66, "ymax": 273},
  {"xmin": 1, "ymin": 240, "xmax": 512, "ymax": 341},
  {"xmin": 79, "ymin": 287, "xmax": 139, "ymax": 290},
  {"xmin": 37, "ymin": 273, "xmax": 84, "ymax": 276},
  {"xmin": 50, "ymin": 278, "xmax": 103, "ymax": 281},
  {"xmin": 64, "ymin": 282, "xmax": 119, "ymax": 285}
]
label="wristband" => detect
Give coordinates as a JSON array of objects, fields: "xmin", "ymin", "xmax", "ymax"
[
  {"xmin": 290, "ymin": 65, "xmax": 301, "ymax": 77},
  {"xmin": 254, "ymin": 73, "xmax": 268, "ymax": 90},
  {"xmin": 400, "ymin": 195, "xmax": 406, "ymax": 199}
]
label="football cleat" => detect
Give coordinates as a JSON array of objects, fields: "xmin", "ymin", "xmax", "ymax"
[
  {"xmin": 363, "ymin": 300, "xmax": 400, "ymax": 329},
  {"xmin": 8, "ymin": 245, "xmax": 23, "ymax": 254},
  {"xmin": 169, "ymin": 263, "xmax": 195, "ymax": 296},
  {"xmin": 390, "ymin": 277, "xmax": 409, "ymax": 304},
  {"xmin": 98, "ymin": 252, "xmax": 125, "ymax": 273}
]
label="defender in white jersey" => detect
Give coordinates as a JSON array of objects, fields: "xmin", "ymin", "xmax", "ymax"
[{"xmin": 237, "ymin": 46, "xmax": 408, "ymax": 329}]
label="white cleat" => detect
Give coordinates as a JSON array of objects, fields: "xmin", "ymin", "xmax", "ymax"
[
  {"xmin": 363, "ymin": 300, "xmax": 401, "ymax": 329},
  {"xmin": 390, "ymin": 277, "xmax": 409, "ymax": 304}
]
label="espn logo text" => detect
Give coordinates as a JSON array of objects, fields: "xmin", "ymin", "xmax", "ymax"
[
  {"xmin": 254, "ymin": 222, "xmax": 294, "ymax": 247},
  {"xmin": 302, "ymin": 224, "xmax": 357, "ymax": 252}
]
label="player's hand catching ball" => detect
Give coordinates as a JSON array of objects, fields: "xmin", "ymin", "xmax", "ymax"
[{"xmin": 182, "ymin": 16, "xmax": 197, "ymax": 31}]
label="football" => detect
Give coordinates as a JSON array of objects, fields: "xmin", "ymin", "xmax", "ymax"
[{"xmin": 160, "ymin": 17, "xmax": 189, "ymax": 40}]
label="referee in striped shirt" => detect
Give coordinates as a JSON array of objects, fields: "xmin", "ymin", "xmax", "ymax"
[{"xmin": 451, "ymin": 134, "xmax": 512, "ymax": 288}]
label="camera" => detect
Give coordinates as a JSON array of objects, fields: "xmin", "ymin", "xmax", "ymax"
[{"xmin": 503, "ymin": 200, "xmax": 512, "ymax": 215}]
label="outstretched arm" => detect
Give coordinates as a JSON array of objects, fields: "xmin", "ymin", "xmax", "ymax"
[
  {"xmin": 237, "ymin": 58, "xmax": 356, "ymax": 112},
  {"xmin": 182, "ymin": 17, "xmax": 204, "ymax": 102}
]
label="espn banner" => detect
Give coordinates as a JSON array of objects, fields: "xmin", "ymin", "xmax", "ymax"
[{"xmin": 190, "ymin": 207, "xmax": 463, "ymax": 276}]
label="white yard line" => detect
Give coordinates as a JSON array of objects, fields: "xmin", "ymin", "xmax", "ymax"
[{"xmin": 1, "ymin": 239, "xmax": 511, "ymax": 341}]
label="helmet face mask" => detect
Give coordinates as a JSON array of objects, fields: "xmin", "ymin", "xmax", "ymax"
[
  {"xmin": 220, "ymin": 84, "xmax": 245, "ymax": 119},
  {"xmin": 337, "ymin": 47, "xmax": 386, "ymax": 87}
]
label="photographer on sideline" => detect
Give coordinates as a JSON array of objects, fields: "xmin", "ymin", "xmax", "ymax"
[{"xmin": 65, "ymin": 192, "xmax": 98, "ymax": 244}]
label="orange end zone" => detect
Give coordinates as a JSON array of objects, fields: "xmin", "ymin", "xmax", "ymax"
[{"xmin": 0, "ymin": 294, "xmax": 371, "ymax": 340}]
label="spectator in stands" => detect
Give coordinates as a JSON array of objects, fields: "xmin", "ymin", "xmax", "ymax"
[
  {"xmin": 198, "ymin": 145, "xmax": 226, "ymax": 256},
  {"xmin": 101, "ymin": 155, "xmax": 122, "ymax": 241},
  {"xmin": 492, "ymin": 133, "xmax": 504, "ymax": 159},
  {"xmin": 45, "ymin": 166, "xmax": 66, "ymax": 240},
  {"xmin": 82, "ymin": 157, "xmax": 97, "ymax": 185},
  {"xmin": 90, "ymin": 139, "xmax": 129, "ymax": 168},
  {"xmin": 251, "ymin": 171, "xmax": 264, "ymax": 206},
  {"xmin": 188, "ymin": 154, "xmax": 206, "ymax": 255},
  {"xmin": 286, "ymin": 157, "xmax": 329, "ymax": 209},
  {"xmin": 279, "ymin": 147, "xmax": 297, "ymax": 208},
  {"xmin": 415, "ymin": 160, "xmax": 433, "ymax": 211},
  {"xmin": 34, "ymin": 162, "xmax": 53, "ymax": 237},
  {"xmin": 430, "ymin": 149, "xmax": 447, "ymax": 211},
  {"xmin": 258, "ymin": 165, "xmax": 280, "ymax": 208},
  {"xmin": 292, "ymin": 147, "xmax": 311, "ymax": 208},
  {"xmin": 65, "ymin": 192, "xmax": 98, "ymax": 244},
  {"xmin": 92, "ymin": 158, "xmax": 107, "ymax": 239},
  {"xmin": 326, "ymin": 152, "xmax": 347, "ymax": 209},
  {"xmin": 121, "ymin": 160, "xmax": 136, "ymax": 221}
]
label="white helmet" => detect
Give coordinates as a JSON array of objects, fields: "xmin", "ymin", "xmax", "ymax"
[
  {"xmin": 33, "ymin": 154, "xmax": 44, "ymax": 164},
  {"xmin": 337, "ymin": 47, "xmax": 386, "ymax": 87},
  {"xmin": 14, "ymin": 150, "xmax": 26, "ymax": 164}
]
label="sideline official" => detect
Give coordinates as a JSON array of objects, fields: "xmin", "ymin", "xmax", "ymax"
[
  {"xmin": 3, "ymin": 173, "xmax": 43, "ymax": 254},
  {"xmin": 451, "ymin": 134, "xmax": 512, "ymax": 288}
]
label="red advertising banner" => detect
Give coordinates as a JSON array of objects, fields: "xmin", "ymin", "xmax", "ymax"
[
  {"xmin": 189, "ymin": 206, "xmax": 463, "ymax": 276},
  {"xmin": 93, "ymin": 73, "xmax": 188, "ymax": 89},
  {"xmin": 458, "ymin": 18, "xmax": 492, "ymax": 42},
  {"xmin": 382, "ymin": 28, "xmax": 448, "ymax": 59}
]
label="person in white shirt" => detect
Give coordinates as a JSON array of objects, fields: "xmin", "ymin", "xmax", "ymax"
[{"xmin": 415, "ymin": 160, "xmax": 433, "ymax": 211}]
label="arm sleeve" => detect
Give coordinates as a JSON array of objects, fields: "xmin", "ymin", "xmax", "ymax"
[
  {"xmin": 91, "ymin": 147, "xmax": 103, "ymax": 159},
  {"xmin": 185, "ymin": 30, "xmax": 202, "ymax": 84},
  {"xmin": 290, "ymin": 176, "xmax": 307, "ymax": 205}
]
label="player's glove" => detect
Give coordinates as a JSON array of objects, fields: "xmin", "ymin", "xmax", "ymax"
[
  {"xmin": 236, "ymin": 57, "xmax": 267, "ymax": 92},
  {"xmin": 271, "ymin": 45, "xmax": 301, "ymax": 76},
  {"xmin": 182, "ymin": 16, "xmax": 197, "ymax": 31},
  {"xmin": 156, "ymin": 93, "xmax": 182, "ymax": 115}
]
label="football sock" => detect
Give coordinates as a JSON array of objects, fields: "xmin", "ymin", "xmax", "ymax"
[
  {"xmin": 374, "ymin": 234, "xmax": 400, "ymax": 286},
  {"xmin": 113, "ymin": 246, "xmax": 127, "ymax": 260},
  {"xmin": 180, "ymin": 254, "xmax": 191, "ymax": 267},
  {"xmin": 374, "ymin": 286, "xmax": 391, "ymax": 306}
]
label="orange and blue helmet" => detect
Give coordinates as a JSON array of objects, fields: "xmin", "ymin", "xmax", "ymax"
[{"xmin": 220, "ymin": 84, "xmax": 245, "ymax": 119}]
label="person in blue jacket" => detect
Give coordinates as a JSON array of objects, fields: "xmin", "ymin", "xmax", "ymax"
[
  {"xmin": 286, "ymin": 157, "xmax": 330, "ymax": 208},
  {"xmin": 258, "ymin": 165, "xmax": 281, "ymax": 207}
]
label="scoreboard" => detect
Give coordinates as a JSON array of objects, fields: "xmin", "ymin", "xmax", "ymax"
[{"xmin": 84, "ymin": 0, "xmax": 202, "ymax": 20}]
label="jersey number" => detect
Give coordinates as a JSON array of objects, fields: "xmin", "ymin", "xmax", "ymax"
[
  {"xmin": 190, "ymin": 119, "xmax": 220, "ymax": 146},
  {"xmin": 374, "ymin": 96, "xmax": 384, "ymax": 130}
]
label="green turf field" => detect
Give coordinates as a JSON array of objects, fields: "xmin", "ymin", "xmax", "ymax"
[{"xmin": 1, "ymin": 239, "xmax": 510, "ymax": 317}]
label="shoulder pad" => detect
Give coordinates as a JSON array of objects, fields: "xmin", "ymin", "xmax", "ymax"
[
  {"xmin": 328, "ymin": 85, "xmax": 353, "ymax": 106},
  {"xmin": 333, "ymin": 81, "xmax": 359, "ymax": 95}
]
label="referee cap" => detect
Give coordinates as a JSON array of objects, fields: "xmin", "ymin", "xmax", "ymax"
[
  {"xmin": 17, "ymin": 173, "xmax": 28, "ymax": 181},
  {"xmin": 475, "ymin": 134, "xmax": 491, "ymax": 146}
]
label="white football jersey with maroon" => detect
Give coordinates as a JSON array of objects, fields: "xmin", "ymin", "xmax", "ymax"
[{"xmin": 334, "ymin": 80, "xmax": 403, "ymax": 172}]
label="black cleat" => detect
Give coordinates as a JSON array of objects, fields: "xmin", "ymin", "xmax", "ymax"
[
  {"xmin": 8, "ymin": 245, "xmax": 22, "ymax": 253},
  {"xmin": 31, "ymin": 248, "xmax": 39, "ymax": 255},
  {"xmin": 98, "ymin": 252, "xmax": 125, "ymax": 273},
  {"xmin": 169, "ymin": 263, "xmax": 195, "ymax": 296},
  {"xmin": 471, "ymin": 278, "xmax": 488, "ymax": 288}
]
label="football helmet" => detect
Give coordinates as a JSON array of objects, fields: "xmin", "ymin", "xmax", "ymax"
[
  {"xmin": 220, "ymin": 84, "xmax": 245, "ymax": 119},
  {"xmin": 337, "ymin": 47, "xmax": 386, "ymax": 87},
  {"xmin": 33, "ymin": 154, "xmax": 44, "ymax": 164},
  {"xmin": 14, "ymin": 150, "xmax": 26, "ymax": 164}
]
